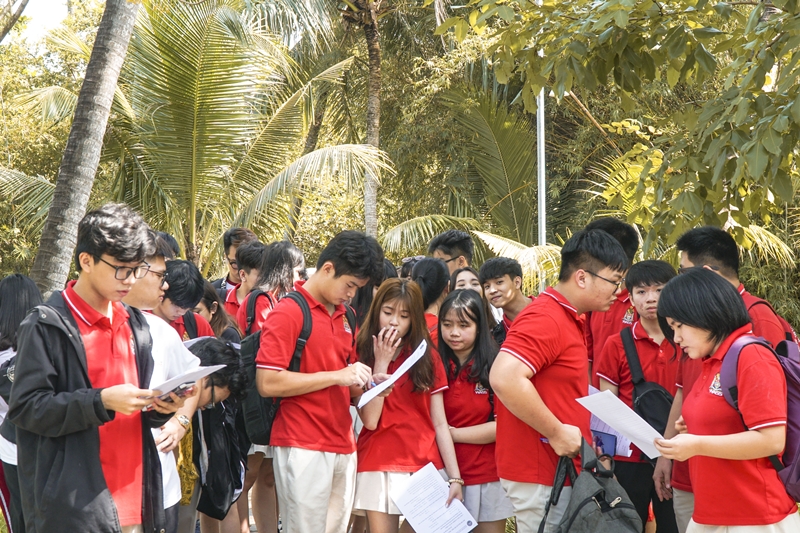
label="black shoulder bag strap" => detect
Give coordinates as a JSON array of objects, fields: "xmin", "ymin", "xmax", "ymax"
[
  {"xmin": 245, "ymin": 289, "xmax": 270, "ymax": 337},
  {"xmin": 538, "ymin": 454, "xmax": 578, "ymax": 533},
  {"xmin": 621, "ymin": 327, "xmax": 645, "ymax": 386},
  {"xmin": 284, "ymin": 291, "xmax": 312, "ymax": 372},
  {"xmin": 344, "ymin": 304, "xmax": 357, "ymax": 346},
  {"xmin": 183, "ymin": 310, "xmax": 198, "ymax": 340}
]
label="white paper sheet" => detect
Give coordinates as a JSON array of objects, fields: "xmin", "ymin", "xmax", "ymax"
[
  {"xmin": 588, "ymin": 386, "xmax": 632, "ymax": 457},
  {"xmin": 357, "ymin": 340, "xmax": 427, "ymax": 409},
  {"xmin": 147, "ymin": 365, "xmax": 227, "ymax": 398},
  {"xmin": 390, "ymin": 463, "xmax": 477, "ymax": 533},
  {"xmin": 577, "ymin": 389, "xmax": 663, "ymax": 458}
]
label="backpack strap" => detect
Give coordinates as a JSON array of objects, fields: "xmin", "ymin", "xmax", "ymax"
[
  {"xmin": 487, "ymin": 389, "xmax": 495, "ymax": 423},
  {"xmin": 538, "ymin": 451, "xmax": 578, "ymax": 533},
  {"xmin": 620, "ymin": 327, "xmax": 646, "ymax": 386},
  {"xmin": 284, "ymin": 291, "xmax": 312, "ymax": 372},
  {"xmin": 344, "ymin": 304, "xmax": 357, "ymax": 346},
  {"xmin": 245, "ymin": 290, "xmax": 272, "ymax": 337},
  {"xmin": 183, "ymin": 310, "xmax": 198, "ymax": 340}
]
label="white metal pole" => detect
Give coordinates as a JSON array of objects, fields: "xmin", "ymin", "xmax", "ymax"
[{"xmin": 537, "ymin": 88, "xmax": 546, "ymax": 247}]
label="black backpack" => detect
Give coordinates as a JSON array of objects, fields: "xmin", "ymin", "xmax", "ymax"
[
  {"xmin": 239, "ymin": 291, "xmax": 356, "ymax": 445},
  {"xmin": 243, "ymin": 289, "xmax": 275, "ymax": 337},
  {"xmin": 539, "ymin": 439, "xmax": 641, "ymax": 533},
  {"xmin": 620, "ymin": 327, "xmax": 674, "ymax": 459},
  {"xmin": 183, "ymin": 310, "xmax": 198, "ymax": 340}
]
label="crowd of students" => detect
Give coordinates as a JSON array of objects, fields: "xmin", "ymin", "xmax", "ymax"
[{"xmin": 0, "ymin": 205, "xmax": 796, "ymax": 533}]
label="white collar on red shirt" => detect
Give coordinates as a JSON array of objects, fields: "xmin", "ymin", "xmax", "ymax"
[
  {"xmin": 737, "ymin": 283, "xmax": 746, "ymax": 296},
  {"xmin": 540, "ymin": 287, "xmax": 580, "ymax": 321}
]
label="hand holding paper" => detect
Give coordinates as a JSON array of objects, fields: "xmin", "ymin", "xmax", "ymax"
[{"xmin": 357, "ymin": 340, "xmax": 427, "ymax": 409}]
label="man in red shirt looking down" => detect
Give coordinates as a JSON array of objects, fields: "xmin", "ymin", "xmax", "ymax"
[
  {"xmin": 489, "ymin": 229, "xmax": 629, "ymax": 533},
  {"xmin": 153, "ymin": 260, "xmax": 215, "ymax": 340}
]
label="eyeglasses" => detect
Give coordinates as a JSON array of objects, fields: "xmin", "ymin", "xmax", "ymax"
[
  {"xmin": 585, "ymin": 270, "xmax": 625, "ymax": 291},
  {"xmin": 203, "ymin": 385, "xmax": 216, "ymax": 410},
  {"xmin": 149, "ymin": 268, "xmax": 168, "ymax": 287},
  {"xmin": 441, "ymin": 256, "xmax": 459, "ymax": 264},
  {"xmin": 677, "ymin": 265, "xmax": 719, "ymax": 275},
  {"xmin": 226, "ymin": 258, "xmax": 238, "ymax": 269},
  {"xmin": 401, "ymin": 255, "xmax": 425, "ymax": 264},
  {"xmin": 97, "ymin": 257, "xmax": 150, "ymax": 280}
]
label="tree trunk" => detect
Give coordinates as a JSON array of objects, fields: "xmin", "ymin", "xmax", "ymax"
[
  {"xmin": 0, "ymin": 0, "xmax": 30, "ymax": 43},
  {"xmin": 30, "ymin": 0, "xmax": 139, "ymax": 297},
  {"xmin": 363, "ymin": 1, "xmax": 381, "ymax": 237}
]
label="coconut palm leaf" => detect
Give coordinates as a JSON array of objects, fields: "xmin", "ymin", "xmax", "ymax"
[
  {"xmin": 12, "ymin": 86, "xmax": 77, "ymax": 126},
  {"xmin": 381, "ymin": 214, "xmax": 485, "ymax": 256},
  {"xmin": 740, "ymin": 225, "xmax": 795, "ymax": 268},
  {"xmin": 472, "ymin": 230, "xmax": 561, "ymax": 294},
  {"xmin": 0, "ymin": 168, "xmax": 55, "ymax": 233}
]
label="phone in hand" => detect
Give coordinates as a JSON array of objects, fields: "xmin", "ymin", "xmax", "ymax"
[{"xmin": 142, "ymin": 382, "xmax": 195, "ymax": 411}]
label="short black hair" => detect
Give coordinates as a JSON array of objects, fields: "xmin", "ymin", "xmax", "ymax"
[
  {"xmin": 428, "ymin": 230, "xmax": 474, "ymax": 264},
  {"xmin": 478, "ymin": 257, "xmax": 523, "ymax": 285},
  {"xmin": 625, "ymin": 260, "xmax": 677, "ymax": 292},
  {"xmin": 222, "ymin": 227, "xmax": 257, "ymax": 255},
  {"xmin": 316, "ymin": 230, "xmax": 385, "ymax": 283},
  {"xmin": 676, "ymin": 226, "xmax": 739, "ymax": 277},
  {"xmin": 74, "ymin": 203, "xmax": 154, "ymax": 272},
  {"xmin": 584, "ymin": 218, "xmax": 639, "ymax": 264},
  {"xmin": 658, "ymin": 267, "xmax": 750, "ymax": 346},
  {"xmin": 411, "ymin": 257, "xmax": 450, "ymax": 309},
  {"xmin": 0, "ymin": 274, "xmax": 43, "ymax": 351},
  {"xmin": 156, "ymin": 231, "xmax": 180, "ymax": 259},
  {"xmin": 147, "ymin": 231, "xmax": 176, "ymax": 261},
  {"xmin": 558, "ymin": 229, "xmax": 629, "ymax": 282},
  {"xmin": 236, "ymin": 240, "xmax": 265, "ymax": 273},
  {"xmin": 163, "ymin": 259, "xmax": 206, "ymax": 309},
  {"xmin": 188, "ymin": 338, "xmax": 249, "ymax": 401},
  {"xmin": 255, "ymin": 241, "xmax": 304, "ymax": 298},
  {"xmin": 352, "ymin": 258, "xmax": 399, "ymax": 326}
]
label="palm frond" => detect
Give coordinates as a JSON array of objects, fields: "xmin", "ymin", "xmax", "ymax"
[
  {"xmin": 472, "ymin": 231, "xmax": 561, "ymax": 295},
  {"xmin": 0, "ymin": 168, "xmax": 55, "ymax": 234},
  {"xmin": 740, "ymin": 225, "xmax": 795, "ymax": 268},
  {"xmin": 12, "ymin": 86, "xmax": 77, "ymax": 126},
  {"xmin": 381, "ymin": 215, "xmax": 485, "ymax": 256}
]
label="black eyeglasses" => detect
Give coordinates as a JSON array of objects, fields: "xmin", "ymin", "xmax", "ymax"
[
  {"xmin": 677, "ymin": 265, "xmax": 719, "ymax": 275},
  {"xmin": 149, "ymin": 268, "xmax": 168, "ymax": 287},
  {"xmin": 442, "ymin": 256, "xmax": 459, "ymax": 264},
  {"xmin": 203, "ymin": 385, "xmax": 216, "ymax": 410},
  {"xmin": 97, "ymin": 257, "xmax": 150, "ymax": 280},
  {"xmin": 226, "ymin": 258, "xmax": 238, "ymax": 269},
  {"xmin": 585, "ymin": 270, "xmax": 625, "ymax": 290}
]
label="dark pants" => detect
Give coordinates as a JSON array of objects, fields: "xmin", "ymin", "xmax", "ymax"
[
  {"xmin": 165, "ymin": 502, "xmax": 180, "ymax": 533},
  {"xmin": 2, "ymin": 461, "xmax": 23, "ymax": 533},
  {"xmin": 615, "ymin": 461, "xmax": 678, "ymax": 533}
]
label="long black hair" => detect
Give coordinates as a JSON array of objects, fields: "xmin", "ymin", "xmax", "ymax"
[
  {"xmin": 255, "ymin": 241, "xmax": 305, "ymax": 299},
  {"xmin": 438, "ymin": 289, "xmax": 498, "ymax": 389},
  {"xmin": 0, "ymin": 274, "xmax": 43, "ymax": 351},
  {"xmin": 411, "ymin": 257, "xmax": 450, "ymax": 309},
  {"xmin": 352, "ymin": 258, "xmax": 398, "ymax": 326}
]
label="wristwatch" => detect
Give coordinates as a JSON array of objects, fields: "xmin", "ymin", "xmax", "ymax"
[{"xmin": 175, "ymin": 414, "xmax": 191, "ymax": 430}]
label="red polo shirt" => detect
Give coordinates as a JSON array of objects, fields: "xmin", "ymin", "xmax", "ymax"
[
  {"xmin": 682, "ymin": 325, "xmax": 795, "ymax": 526},
  {"xmin": 424, "ymin": 313, "xmax": 439, "ymax": 350},
  {"xmin": 595, "ymin": 321, "xmax": 679, "ymax": 462},
  {"xmin": 738, "ymin": 285, "xmax": 790, "ymax": 348},
  {"xmin": 672, "ymin": 356, "xmax": 703, "ymax": 492},
  {"xmin": 223, "ymin": 285, "xmax": 240, "ymax": 318},
  {"xmin": 236, "ymin": 291, "xmax": 275, "ymax": 337},
  {"xmin": 357, "ymin": 345, "xmax": 448, "ymax": 472},
  {"xmin": 443, "ymin": 362, "xmax": 498, "ymax": 485},
  {"xmin": 169, "ymin": 312, "xmax": 215, "ymax": 341},
  {"xmin": 256, "ymin": 281, "xmax": 357, "ymax": 454},
  {"xmin": 585, "ymin": 290, "xmax": 636, "ymax": 388},
  {"xmin": 63, "ymin": 282, "xmax": 142, "ymax": 526},
  {"xmin": 495, "ymin": 287, "xmax": 591, "ymax": 485}
]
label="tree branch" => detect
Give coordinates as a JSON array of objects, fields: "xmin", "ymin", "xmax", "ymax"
[{"xmin": 0, "ymin": 0, "xmax": 30, "ymax": 43}]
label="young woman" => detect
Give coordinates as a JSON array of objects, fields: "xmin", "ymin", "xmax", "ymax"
[
  {"xmin": 438, "ymin": 290, "xmax": 513, "ymax": 532},
  {"xmin": 451, "ymin": 267, "xmax": 498, "ymax": 328},
  {"xmin": 654, "ymin": 268, "xmax": 800, "ymax": 533},
  {"xmin": 354, "ymin": 278, "xmax": 463, "ymax": 533},
  {"xmin": 352, "ymin": 258, "xmax": 399, "ymax": 326},
  {"xmin": 196, "ymin": 281, "xmax": 243, "ymax": 343},
  {"xmin": 412, "ymin": 257, "xmax": 450, "ymax": 349}
]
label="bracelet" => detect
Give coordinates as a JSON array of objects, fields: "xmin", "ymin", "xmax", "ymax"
[{"xmin": 447, "ymin": 478, "xmax": 465, "ymax": 486}]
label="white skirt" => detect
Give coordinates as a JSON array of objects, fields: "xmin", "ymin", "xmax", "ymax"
[
  {"xmin": 354, "ymin": 469, "xmax": 448, "ymax": 515},
  {"xmin": 462, "ymin": 480, "xmax": 515, "ymax": 523}
]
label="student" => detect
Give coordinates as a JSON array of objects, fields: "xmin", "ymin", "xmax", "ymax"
[
  {"xmin": 654, "ymin": 268, "xmax": 800, "ymax": 533},
  {"xmin": 478, "ymin": 257, "xmax": 532, "ymax": 345},
  {"xmin": 154, "ymin": 259, "xmax": 216, "ymax": 340},
  {"xmin": 439, "ymin": 289, "xmax": 514, "ymax": 532},
  {"xmin": 0, "ymin": 274, "xmax": 42, "ymax": 533},
  {"xmin": 255, "ymin": 230, "xmax": 384, "ymax": 533},
  {"xmin": 582, "ymin": 218, "xmax": 639, "ymax": 387},
  {"xmin": 228, "ymin": 240, "xmax": 265, "ymax": 323},
  {"xmin": 399, "ymin": 255, "xmax": 423, "ymax": 280},
  {"xmin": 452, "ymin": 266, "xmax": 499, "ymax": 328},
  {"xmin": 595, "ymin": 260, "xmax": 679, "ymax": 533},
  {"xmin": 489, "ymin": 229, "xmax": 629, "ymax": 533},
  {"xmin": 412, "ymin": 257, "xmax": 450, "ymax": 350},
  {"xmin": 195, "ymin": 281, "xmax": 243, "ymax": 343},
  {"xmin": 8, "ymin": 204, "xmax": 179, "ymax": 533},
  {"xmin": 158, "ymin": 231, "xmax": 182, "ymax": 258},
  {"xmin": 428, "ymin": 229, "xmax": 475, "ymax": 275},
  {"xmin": 236, "ymin": 240, "xmax": 302, "ymax": 337},
  {"xmin": 352, "ymin": 258, "xmax": 398, "ymax": 326},
  {"xmin": 211, "ymin": 227, "xmax": 258, "ymax": 298},
  {"xmin": 122, "ymin": 234, "xmax": 201, "ymax": 533},
  {"xmin": 354, "ymin": 278, "xmax": 462, "ymax": 533}
]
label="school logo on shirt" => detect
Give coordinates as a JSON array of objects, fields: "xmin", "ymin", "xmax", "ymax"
[
  {"xmin": 709, "ymin": 373, "xmax": 723, "ymax": 396},
  {"xmin": 622, "ymin": 306, "xmax": 635, "ymax": 325},
  {"xmin": 474, "ymin": 383, "xmax": 489, "ymax": 395},
  {"xmin": 343, "ymin": 315, "xmax": 352, "ymax": 334},
  {"xmin": 182, "ymin": 331, "xmax": 190, "ymax": 341}
]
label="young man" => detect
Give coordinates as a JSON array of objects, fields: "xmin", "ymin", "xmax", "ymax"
[
  {"xmin": 595, "ymin": 260, "xmax": 679, "ymax": 533},
  {"xmin": 122, "ymin": 234, "xmax": 201, "ymax": 533},
  {"xmin": 489, "ymin": 229, "xmax": 629, "ymax": 533},
  {"xmin": 233, "ymin": 240, "xmax": 266, "ymax": 334},
  {"xmin": 211, "ymin": 227, "xmax": 258, "ymax": 297},
  {"xmin": 153, "ymin": 260, "xmax": 215, "ymax": 340},
  {"xmin": 255, "ymin": 230, "xmax": 384, "ymax": 533},
  {"xmin": 9, "ymin": 204, "xmax": 178, "ymax": 533},
  {"xmin": 478, "ymin": 257, "xmax": 532, "ymax": 345},
  {"xmin": 428, "ymin": 229, "xmax": 474, "ymax": 275},
  {"xmin": 582, "ymin": 218, "xmax": 640, "ymax": 387}
]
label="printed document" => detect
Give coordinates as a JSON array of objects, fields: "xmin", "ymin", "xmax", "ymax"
[
  {"xmin": 149, "ymin": 365, "xmax": 227, "ymax": 397},
  {"xmin": 588, "ymin": 386, "xmax": 633, "ymax": 457},
  {"xmin": 390, "ymin": 462, "xmax": 477, "ymax": 533},
  {"xmin": 357, "ymin": 340, "xmax": 427, "ymax": 408}
]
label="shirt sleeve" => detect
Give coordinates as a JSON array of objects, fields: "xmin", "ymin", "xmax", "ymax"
[
  {"xmin": 256, "ymin": 300, "xmax": 303, "ymax": 371},
  {"xmin": 161, "ymin": 321, "xmax": 201, "ymax": 377},
  {"xmin": 252, "ymin": 294, "xmax": 273, "ymax": 333},
  {"xmin": 748, "ymin": 303, "xmax": 787, "ymax": 349},
  {"xmin": 595, "ymin": 335, "xmax": 622, "ymax": 387},
  {"xmin": 499, "ymin": 312, "xmax": 560, "ymax": 374},
  {"xmin": 430, "ymin": 347, "xmax": 448, "ymax": 394},
  {"xmin": 737, "ymin": 344, "xmax": 787, "ymax": 430},
  {"xmin": 676, "ymin": 357, "xmax": 684, "ymax": 388}
]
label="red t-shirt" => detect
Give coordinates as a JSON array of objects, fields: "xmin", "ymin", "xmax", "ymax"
[
  {"xmin": 738, "ymin": 285, "xmax": 790, "ymax": 348},
  {"xmin": 595, "ymin": 321, "xmax": 679, "ymax": 463},
  {"xmin": 63, "ymin": 282, "xmax": 143, "ymax": 526},
  {"xmin": 357, "ymin": 345, "xmax": 448, "ymax": 472},
  {"xmin": 682, "ymin": 326, "xmax": 795, "ymax": 526},
  {"xmin": 585, "ymin": 290, "xmax": 636, "ymax": 388},
  {"xmin": 672, "ymin": 356, "xmax": 704, "ymax": 492},
  {"xmin": 495, "ymin": 287, "xmax": 591, "ymax": 484},
  {"xmin": 256, "ymin": 281, "xmax": 357, "ymax": 454},
  {"xmin": 169, "ymin": 312, "xmax": 215, "ymax": 340},
  {"xmin": 236, "ymin": 291, "xmax": 275, "ymax": 336},
  {"xmin": 442, "ymin": 362, "xmax": 498, "ymax": 485},
  {"xmin": 223, "ymin": 285, "xmax": 240, "ymax": 318},
  {"xmin": 424, "ymin": 313, "xmax": 439, "ymax": 350}
]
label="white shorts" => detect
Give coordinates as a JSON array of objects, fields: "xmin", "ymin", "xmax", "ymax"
[
  {"xmin": 687, "ymin": 511, "xmax": 800, "ymax": 533},
  {"xmin": 354, "ymin": 469, "xmax": 448, "ymax": 515},
  {"xmin": 673, "ymin": 488, "xmax": 695, "ymax": 533},
  {"xmin": 248, "ymin": 443, "xmax": 273, "ymax": 458},
  {"xmin": 500, "ymin": 478, "xmax": 571, "ymax": 533},
  {"xmin": 462, "ymin": 481, "xmax": 515, "ymax": 522}
]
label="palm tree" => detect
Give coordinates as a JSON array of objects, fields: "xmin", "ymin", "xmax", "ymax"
[
  {"xmin": 0, "ymin": 0, "xmax": 30, "ymax": 43},
  {"xmin": 30, "ymin": 0, "xmax": 139, "ymax": 296}
]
